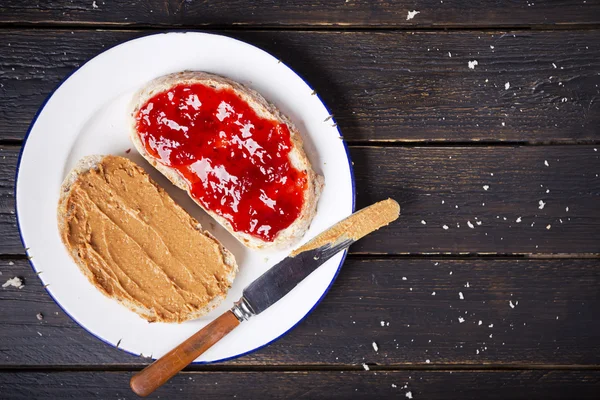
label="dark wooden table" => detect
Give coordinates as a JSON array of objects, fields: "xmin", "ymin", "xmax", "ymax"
[{"xmin": 1, "ymin": 1, "xmax": 600, "ymax": 399}]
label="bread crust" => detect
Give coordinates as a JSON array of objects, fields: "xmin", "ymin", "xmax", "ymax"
[
  {"xmin": 128, "ymin": 71, "xmax": 323, "ymax": 250},
  {"xmin": 57, "ymin": 155, "xmax": 238, "ymax": 323}
]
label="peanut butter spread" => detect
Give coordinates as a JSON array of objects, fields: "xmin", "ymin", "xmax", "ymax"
[
  {"xmin": 60, "ymin": 155, "xmax": 236, "ymax": 323},
  {"xmin": 290, "ymin": 199, "xmax": 400, "ymax": 257}
]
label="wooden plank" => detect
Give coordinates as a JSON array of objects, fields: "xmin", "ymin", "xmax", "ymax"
[
  {"xmin": 350, "ymin": 145, "xmax": 600, "ymax": 254},
  {"xmin": 0, "ymin": 147, "xmax": 20, "ymax": 254},
  {"xmin": 1, "ymin": 370, "xmax": 599, "ymax": 400},
  {"xmin": 1, "ymin": 258, "xmax": 599, "ymax": 366},
  {"xmin": 2, "ymin": 145, "xmax": 599, "ymax": 255},
  {"xmin": 0, "ymin": 0, "xmax": 599, "ymax": 28},
  {"xmin": 1, "ymin": 29, "xmax": 599, "ymax": 143}
]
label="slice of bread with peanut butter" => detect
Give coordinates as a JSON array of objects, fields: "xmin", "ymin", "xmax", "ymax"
[{"xmin": 57, "ymin": 155, "xmax": 238, "ymax": 323}]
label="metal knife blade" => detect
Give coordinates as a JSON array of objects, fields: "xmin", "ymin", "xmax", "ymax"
[{"xmin": 231, "ymin": 198, "xmax": 400, "ymax": 321}]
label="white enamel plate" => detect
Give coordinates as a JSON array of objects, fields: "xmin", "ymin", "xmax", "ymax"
[{"xmin": 16, "ymin": 32, "xmax": 354, "ymax": 362}]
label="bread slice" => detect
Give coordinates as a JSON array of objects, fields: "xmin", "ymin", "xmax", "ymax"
[
  {"xmin": 128, "ymin": 71, "xmax": 323, "ymax": 250},
  {"xmin": 58, "ymin": 155, "xmax": 238, "ymax": 323}
]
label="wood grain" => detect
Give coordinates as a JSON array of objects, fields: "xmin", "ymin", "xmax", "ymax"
[
  {"xmin": 0, "ymin": 0, "xmax": 599, "ymax": 28},
  {"xmin": 1, "ymin": 30, "xmax": 599, "ymax": 143},
  {"xmin": 1, "ymin": 258, "xmax": 598, "ymax": 366},
  {"xmin": 1, "ymin": 1, "xmax": 599, "ymax": 395},
  {"xmin": 350, "ymin": 145, "xmax": 600, "ymax": 254},
  {"xmin": 1, "ymin": 370, "xmax": 599, "ymax": 399},
  {"xmin": 2, "ymin": 145, "xmax": 599, "ymax": 255}
]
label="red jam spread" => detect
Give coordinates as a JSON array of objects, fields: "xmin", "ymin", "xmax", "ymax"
[{"xmin": 135, "ymin": 83, "xmax": 307, "ymax": 242}]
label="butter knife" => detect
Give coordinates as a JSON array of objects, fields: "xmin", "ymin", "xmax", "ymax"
[{"xmin": 130, "ymin": 198, "xmax": 400, "ymax": 397}]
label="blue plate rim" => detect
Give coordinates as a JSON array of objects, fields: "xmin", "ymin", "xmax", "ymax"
[{"xmin": 14, "ymin": 31, "xmax": 357, "ymax": 364}]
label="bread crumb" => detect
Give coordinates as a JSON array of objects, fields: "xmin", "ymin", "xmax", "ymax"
[
  {"xmin": 544, "ymin": 160, "xmax": 549, "ymax": 167},
  {"xmin": 478, "ymin": 320, "xmax": 482, "ymax": 325},
  {"xmin": 406, "ymin": 10, "xmax": 420, "ymax": 20},
  {"xmin": 483, "ymin": 185, "xmax": 489, "ymax": 190},
  {"xmin": 362, "ymin": 363, "xmax": 370, "ymax": 371},
  {"xmin": 402, "ymin": 277, "xmax": 407, "ymax": 281},
  {"xmin": 516, "ymin": 217, "xmax": 522, "ymax": 223},
  {"xmin": 406, "ymin": 391, "xmax": 413, "ymax": 399},
  {"xmin": 505, "ymin": 82, "xmax": 510, "ymax": 90},
  {"xmin": 468, "ymin": 60, "xmax": 479, "ymax": 69},
  {"xmin": 392, "ymin": 384, "xmax": 397, "ymax": 388},
  {"xmin": 372, "ymin": 342, "xmax": 379, "ymax": 352},
  {"xmin": 421, "ymin": 220, "xmax": 427, "ymax": 225},
  {"xmin": 546, "ymin": 224, "xmax": 551, "ymax": 230},
  {"xmin": 539, "ymin": 200, "xmax": 546, "ymax": 209},
  {"xmin": 380, "ymin": 320, "xmax": 385, "ymax": 327},
  {"xmin": 509, "ymin": 300, "xmax": 516, "ymax": 308},
  {"xmin": 442, "ymin": 225, "xmax": 449, "ymax": 230},
  {"xmin": 36, "ymin": 312, "xmax": 44, "ymax": 321},
  {"xmin": 458, "ymin": 317, "xmax": 465, "ymax": 323},
  {"xmin": 425, "ymin": 359, "xmax": 430, "ymax": 363},
  {"xmin": 2, "ymin": 277, "xmax": 24, "ymax": 289},
  {"xmin": 8, "ymin": 261, "xmax": 14, "ymax": 266},
  {"xmin": 476, "ymin": 221, "xmax": 482, "ymax": 226},
  {"xmin": 467, "ymin": 221, "xmax": 474, "ymax": 229},
  {"xmin": 92, "ymin": 1, "xmax": 98, "ymax": 9},
  {"xmin": 459, "ymin": 292, "xmax": 464, "ymax": 300}
]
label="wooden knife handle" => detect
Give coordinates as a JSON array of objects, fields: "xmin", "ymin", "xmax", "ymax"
[{"xmin": 130, "ymin": 310, "xmax": 240, "ymax": 397}]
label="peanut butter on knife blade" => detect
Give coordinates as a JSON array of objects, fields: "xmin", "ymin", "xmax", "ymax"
[{"xmin": 291, "ymin": 198, "xmax": 400, "ymax": 257}]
